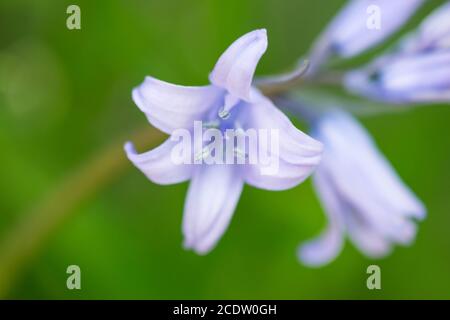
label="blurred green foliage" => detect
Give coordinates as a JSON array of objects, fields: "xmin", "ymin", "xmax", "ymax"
[{"xmin": 0, "ymin": 0, "xmax": 449, "ymax": 299}]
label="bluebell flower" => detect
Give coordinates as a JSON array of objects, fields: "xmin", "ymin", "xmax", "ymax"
[
  {"xmin": 345, "ymin": 3, "xmax": 450, "ymax": 103},
  {"xmin": 298, "ymin": 111, "xmax": 425, "ymax": 267},
  {"xmin": 125, "ymin": 30, "xmax": 323, "ymax": 254},
  {"xmin": 309, "ymin": 0, "xmax": 424, "ymax": 68}
]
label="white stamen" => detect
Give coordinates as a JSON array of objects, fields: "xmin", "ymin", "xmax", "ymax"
[
  {"xmin": 218, "ymin": 108, "xmax": 230, "ymax": 119},
  {"xmin": 203, "ymin": 120, "xmax": 220, "ymax": 129},
  {"xmin": 194, "ymin": 144, "xmax": 213, "ymax": 161},
  {"xmin": 218, "ymin": 94, "xmax": 240, "ymax": 119},
  {"xmin": 234, "ymin": 147, "xmax": 248, "ymax": 159}
]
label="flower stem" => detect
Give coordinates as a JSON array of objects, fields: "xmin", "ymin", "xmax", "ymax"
[{"xmin": 257, "ymin": 60, "xmax": 310, "ymax": 96}]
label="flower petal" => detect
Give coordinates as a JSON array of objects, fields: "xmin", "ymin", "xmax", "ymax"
[
  {"xmin": 300, "ymin": 111, "xmax": 424, "ymax": 264},
  {"xmin": 345, "ymin": 33, "xmax": 450, "ymax": 104},
  {"xmin": 314, "ymin": 0, "xmax": 424, "ymax": 59},
  {"xmin": 380, "ymin": 52, "xmax": 450, "ymax": 101},
  {"xmin": 124, "ymin": 138, "xmax": 192, "ymax": 185},
  {"xmin": 209, "ymin": 29, "xmax": 268, "ymax": 101},
  {"xmin": 182, "ymin": 165, "xmax": 243, "ymax": 254},
  {"xmin": 298, "ymin": 170, "xmax": 344, "ymax": 267},
  {"xmin": 344, "ymin": 211, "xmax": 393, "ymax": 258},
  {"xmin": 132, "ymin": 76, "xmax": 223, "ymax": 134},
  {"xmin": 240, "ymin": 93, "xmax": 323, "ymax": 191},
  {"xmin": 316, "ymin": 112, "xmax": 425, "ymax": 221},
  {"xmin": 404, "ymin": 2, "xmax": 450, "ymax": 52},
  {"xmin": 313, "ymin": 111, "xmax": 424, "ymax": 250},
  {"xmin": 313, "ymin": 166, "xmax": 393, "ymax": 260}
]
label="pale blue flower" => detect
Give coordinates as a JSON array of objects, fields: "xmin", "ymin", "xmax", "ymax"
[
  {"xmin": 310, "ymin": 0, "xmax": 424, "ymax": 68},
  {"xmin": 346, "ymin": 52, "xmax": 450, "ymax": 103},
  {"xmin": 345, "ymin": 3, "xmax": 450, "ymax": 103},
  {"xmin": 299, "ymin": 111, "xmax": 425, "ymax": 267},
  {"xmin": 125, "ymin": 30, "xmax": 323, "ymax": 254}
]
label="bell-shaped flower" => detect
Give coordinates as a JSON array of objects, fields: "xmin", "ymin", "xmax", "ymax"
[
  {"xmin": 345, "ymin": 3, "xmax": 450, "ymax": 104},
  {"xmin": 309, "ymin": 0, "xmax": 424, "ymax": 68},
  {"xmin": 298, "ymin": 111, "xmax": 425, "ymax": 267},
  {"xmin": 125, "ymin": 29, "xmax": 323, "ymax": 255},
  {"xmin": 345, "ymin": 52, "xmax": 450, "ymax": 103}
]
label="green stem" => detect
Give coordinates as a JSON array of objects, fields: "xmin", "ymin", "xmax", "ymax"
[
  {"xmin": 0, "ymin": 127, "xmax": 164, "ymax": 297},
  {"xmin": 257, "ymin": 60, "xmax": 310, "ymax": 96}
]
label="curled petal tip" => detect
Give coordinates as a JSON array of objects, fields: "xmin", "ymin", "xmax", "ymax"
[
  {"xmin": 125, "ymin": 138, "xmax": 192, "ymax": 185},
  {"xmin": 209, "ymin": 29, "xmax": 268, "ymax": 100},
  {"xmin": 124, "ymin": 141, "xmax": 136, "ymax": 159},
  {"xmin": 297, "ymin": 243, "xmax": 335, "ymax": 268},
  {"xmin": 255, "ymin": 28, "xmax": 267, "ymax": 37},
  {"xmin": 416, "ymin": 204, "xmax": 427, "ymax": 220},
  {"xmin": 183, "ymin": 236, "xmax": 215, "ymax": 256},
  {"xmin": 132, "ymin": 76, "xmax": 222, "ymax": 133}
]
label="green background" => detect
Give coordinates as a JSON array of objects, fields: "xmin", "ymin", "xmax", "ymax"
[{"xmin": 0, "ymin": 0, "xmax": 449, "ymax": 299}]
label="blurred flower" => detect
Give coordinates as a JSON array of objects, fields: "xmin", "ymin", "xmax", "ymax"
[
  {"xmin": 345, "ymin": 52, "xmax": 450, "ymax": 103},
  {"xmin": 345, "ymin": 2, "xmax": 450, "ymax": 104},
  {"xmin": 309, "ymin": 0, "xmax": 424, "ymax": 68},
  {"xmin": 125, "ymin": 30, "xmax": 322, "ymax": 254},
  {"xmin": 401, "ymin": 2, "xmax": 450, "ymax": 53},
  {"xmin": 298, "ymin": 111, "xmax": 425, "ymax": 267}
]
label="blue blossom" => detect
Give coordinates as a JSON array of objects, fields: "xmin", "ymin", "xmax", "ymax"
[
  {"xmin": 123, "ymin": 1, "xmax": 437, "ymax": 264},
  {"xmin": 125, "ymin": 30, "xmax": 323, "ymax": 254},
  {"xmin": 298, "ymin": 111, "xmax": 425, "ymax": 267},
  {"xmin": 345, "ymin": 2, "xmax": 450, "ymax": 104},
  {"xmin": 309, "ymin": 0, "xmax": 424, "ymax": 68}
]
